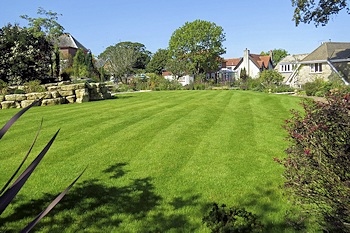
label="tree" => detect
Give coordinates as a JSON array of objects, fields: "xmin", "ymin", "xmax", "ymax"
[
  {"xmin": 291, "ymin": 0, "xmax": 350, "ymax": 26},
  {"xmin": 261, "ymin": 49, "xmax": 289, "ymax": 67},
  {"xmin": 21, "ymin": 7, "xmax": 64, "ymax": 78},
  {"xmin": 277, "ymin": 88, "xmax": 350, "ymax": 232},
  {"xmin": 259, "ymin": 70, "xmax": 284, "ymax": 86},
  {"xmin": 146, "ymin": 49, "xmax": 169, "ymax": 75},
  {"xmin": 113, "ymin": 41, "xmax": 151, "ymax": 70},
  {"xmin": 240, "ymin": 67, "xmax": 248, "ymax": 83},
  {"xmin": 99, "ymin": 45, "xmax": 137, "ymax": 83},
  {"xmin": 73, "ymin": 49, "xmax": 88, "ymax": 77},
  {"xmin": 166, "ymin": 57, "xmax": 188, "ymax": 80},
  {"xmin": 168, "ymin": 19, "xmax": 226, "ymax": 79},
  {"xmin": 0, "ymin": 24, "xmax": 52, "ymax": 84}
]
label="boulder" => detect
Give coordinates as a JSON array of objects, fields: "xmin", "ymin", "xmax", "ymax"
[
  {"xmin": 5, "ymin": 94, "xmax": 26, "ymax": 101},
  {"xmin": 75, "ymin": 89, "xmax": 89, "ymax": 103},
  {"xmin": 58, "ymin": 81, "xmax": 71, "ymax": 86},
  {"xmin": 26, "ymin": 92, "xmax": 52, "ymax": 100},
  {"xmin": 60, "ymin": 83, "xmax": 85, "ymax": 91},
  {"xmin": 51, "ymin": 91, "xmax": 61, "ymax": 98},
  {"xmin": 1, "ymin": 101, "xmax": 16, "ymax": 109},
  {"xmin": 41, "ymin": 98, "xmax": 65, "ymax": 106},
  {"xmin": 66, "ymin": 95, "xmax": 76, "ymax": 103},
  {"xmin": 21, "ymin": 100, "xmax": 38, "ymax": 108},
  {"xmin": 58, "ymin": 90, "xmax": 74, "ymax": 97},
  {"xmin": 47, "ymin": 86, "xmax": 60, "ymax": 92}
]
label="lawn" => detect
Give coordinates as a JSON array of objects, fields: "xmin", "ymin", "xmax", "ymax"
[{"xmin": 0, "ymin": 90, "xmax": 305, "ymax": 232}]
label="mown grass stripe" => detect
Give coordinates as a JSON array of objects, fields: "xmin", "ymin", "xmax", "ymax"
[{"xmin": 0, "ymin": 90, "xmax": 308, "ymax": 232}]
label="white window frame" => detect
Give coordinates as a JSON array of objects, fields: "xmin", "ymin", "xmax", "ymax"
[
  {"xmin": 310, "ymin": 63, "xmax": 322, "ymax": 73},
  {"xmin": 280, "ymin": 64, "xmax": 292, "ymax": 72}
]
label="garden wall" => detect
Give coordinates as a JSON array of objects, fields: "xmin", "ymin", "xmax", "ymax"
[{"xmin": 0, "ymin": 82, "xmax": 112, "ymax": 110}]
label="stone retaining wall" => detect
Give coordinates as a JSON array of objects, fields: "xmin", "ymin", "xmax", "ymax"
[{"xmin": 0, "ymin": 82, "xmax": 112, "ymax": 110}]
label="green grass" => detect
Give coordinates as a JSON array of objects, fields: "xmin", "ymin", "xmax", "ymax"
[{"xmin": 0, "ymin": 90, "xmax": 307, "ymax": 232}]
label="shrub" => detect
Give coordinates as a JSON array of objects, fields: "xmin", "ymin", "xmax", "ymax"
[
  {"xmin": 23, "ymin": 80, "xmax": 46, "ymax": 93},
  {"xmin": 0, "ymin": 80, "xmax": 8, "ymax": 95},
  {"xmin": 278, "ymin": 88, "xmax": 350, "ymax": 232},
  {"xmin": 202, "ymin": 203, "xmax": 264, "ymax": 233},
  {"xmin": 14, "ymin": 89, "xmax": 25, "ymax": 94}
]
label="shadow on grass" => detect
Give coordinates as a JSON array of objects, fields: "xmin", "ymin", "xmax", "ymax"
[
  {"xmin": 236, "ymin": 182, "xmax": 306, "ymax": 232},
  {"xmin": 0, "ymin": 162, "xmax": 204, "ymax": 232}
]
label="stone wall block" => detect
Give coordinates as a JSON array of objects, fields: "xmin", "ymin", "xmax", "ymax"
[
  {"xmin": 0, "ymin": 95, "xmax": 4, "ymax": 102},
  {"xmin": 41, "ymin": 98, "xmax": 65, "ymax": 106},
  {"xmin": 47, "ymin": 86, "xmax": 60, "ymax": 92},
  {"xmin": 5, "ymin": 94, "xmax": 27, "ymax": 101},
  {"xmin": 21, "ymin": 100, "xmax": 38, "ymax": 108},
  {"xmin": 66, "ymin": 95, "xmax": 76, "ymax": 103},
  {"xmin": 1, "ymin": 101, "xmax": 16, "ymax": 109},
  {"xmin": 25, "ymin": 92, "xmax": 52, "ymax": 100},
  {"xmin": 51, "ymin": 91, "xmax": 61, "ymax": 98},
  {"xmin": 60, "ymin": 83, "xmax": 86, "ymax": 91},
  {"xmin": 58, "ymin": 90, "xmax": 74, "ymax": 97}
]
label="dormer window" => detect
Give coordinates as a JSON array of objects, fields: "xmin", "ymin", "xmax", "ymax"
[
  {"xmin": 280, "ymin": 64, "xmax": 292, "ymax": 72},
  {"xmin": 310, "ymin": 63, "xmax": 322, "ymax": 73}
]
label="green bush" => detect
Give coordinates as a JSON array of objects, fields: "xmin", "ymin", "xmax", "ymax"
[
  {"xmin": 23, "ymin": 80, "xmax": 46, "ymax": 93},
  {"xmin": 278, "ymin": 87, "xmax": 350, "ymax": 232},
  {"xmin": 203, "ymin": 203, "xmax": 264, "ymax": 233},
  {"xmin": 14, "ymin": 89, "xmax": 25, "ymax": 94},
  {"xmin": 0, "ymin": 80, "xmax": 8, "ymax": 95}
]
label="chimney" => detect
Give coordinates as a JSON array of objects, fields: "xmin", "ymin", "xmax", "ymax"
[{"xmin": 243, "ymin": 48, "xmax": 250, "ymax": 75}]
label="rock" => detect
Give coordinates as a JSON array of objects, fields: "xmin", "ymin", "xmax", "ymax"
[
  {"xmin": 0, "ymin": 95, "xmax": 4, "ymax": 102},
  {"xmin": 5, "ymin": 94, "xmax": 26, "ymax": 101},
  {"xmin": 47, "ymin": 86, "xmax": 60, "ymax": 92},
  {"xmin": 1, "ymin": 101, "xmax": 16, "ymax": 109},
  {"xmin": 26, "ymin": 92, "xmax": 52, "ymax": 100},
  {"xmin": 66, "ymin": 95, "xmax": 76, "ymax": 103},
  {"xmin": 58, "ymin": 90, "xmax": 74, "ymax": 97},
  {"xmin": 60, "ymin": 83, "xmax": 85, "ymax": 91},
  {"xmin": 58, "ymin": 81, "xmax": 71, "ymax": 86},
  {"xmin": 75, "ymin": 89, "xmax": 89, "ymax": 103},
  {"xmin": 51, "ymin": 91, "xmax": 61, "ymax": 98},
  {"xmin": 41, "ymin": 98, "xmax": 65, "ymax": 106},
  {"xmin": 21, "ymin": 100, "xmax": 38, "ymax": 108}
]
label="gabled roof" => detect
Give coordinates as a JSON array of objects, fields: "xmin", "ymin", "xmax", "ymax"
[
  {"xmin": 225, "ymin": 58, "xmax": 240, "ymax": 67},
  {"xmin": 278, "ymin": 54, "xmax": 308, "ymax": 64},
  {"xmin": 58, "ymin": 33, "xmax": 88, "ymax": 51},
  {"xmin": 234, "ymin": 53, "xmax": 272, "ymax": 70},
  {"xmin": 302, "ymin": 42, "xmax": 350, "ymax": 61},
  {"xmin": 250, "ymin": 54, "xmax": 272, "ymax": 69}
]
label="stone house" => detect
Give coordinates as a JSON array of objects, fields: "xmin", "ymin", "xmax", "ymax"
[
  {"xmin": 275, "ymin": 54, "xmax": 308, "ymax": 84},
  {"xmin": 282, "ymin": 42, "xmax": 350, "ymax": 87}
]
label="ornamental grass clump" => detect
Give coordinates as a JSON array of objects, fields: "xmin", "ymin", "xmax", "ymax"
[{"xmin": 0, "ymin": 100, "xmax": 85, "ymax": 232}]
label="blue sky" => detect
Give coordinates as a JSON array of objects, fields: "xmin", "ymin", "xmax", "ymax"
[{"xmin": 1, "ymin": 0, "xmax": 349, "ymax": 58}]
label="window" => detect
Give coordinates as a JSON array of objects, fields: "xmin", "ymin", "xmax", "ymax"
[
  {"xmin": 280, "ymin": 64, "xmax": 292, "ymax": 72},
  {"xmin": 310, "ymin": 63, "xmax": 322, "ymax": 73}
]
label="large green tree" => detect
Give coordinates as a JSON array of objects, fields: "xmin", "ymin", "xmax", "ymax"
[
  {"xmin": 261, "ymin": 49, "xmax": 289, "ymax": 67},
  {"xmin": 21, "ymin": 7, "xmax": 64, "ymax": 78},
  {"xmin": 0, "ymin": 24, "xmax": 52, "ymax": 84},
  {"xmin": 168, "ymin": 19, "xmax": 226, "ymax": 80},
  {"xmin": 114, "ymin": 41, "xmax": 151, "ymax": 70},
  {"xmin": 292, "ymin": 0, "xmax": 349, "ymax": 26},
  {"xmin": 146, "ymin": 49, "xmax": 169, "ymax": 75},
  {"xmin": 99, "ymin": 45, "xmax": 137, "ymax": 83}
]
